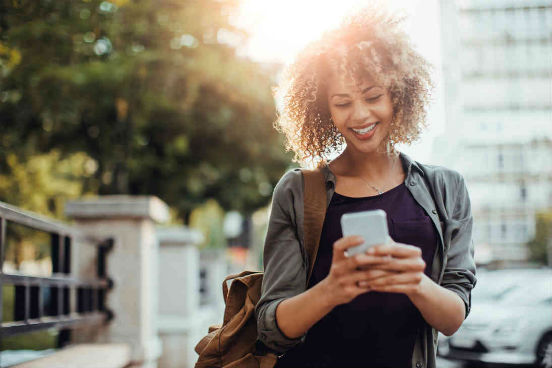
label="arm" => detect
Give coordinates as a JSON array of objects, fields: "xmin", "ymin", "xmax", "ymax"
[
  {"xmin": 274, "ymin": 281, "xmax": 335, "ymax": 339},
  {"xmin": 418, "ymin": 173, "xmax": 476, "ymax": 334},
  {"xmin": 440, "ymin": 174, "xmax": 477, "ymax": 319},
  {"xmin": 408, "ymin": 274, "xmax": 465, "ymax": 336},
  {"xmin": 361, "ymin": 244, "xmax": 465, "ymax": 335},
  {"xmin": 362, "ymin": 173, "xmax": 476, "ymax": 335},
  {"xmin": 255, "ymin": 170, "xmax": 309, "ymax": 352}
]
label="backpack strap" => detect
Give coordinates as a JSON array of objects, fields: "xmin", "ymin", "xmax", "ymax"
[{"xmin": 300, "ymin": 167, "xmax": 328, "ymax": 286}]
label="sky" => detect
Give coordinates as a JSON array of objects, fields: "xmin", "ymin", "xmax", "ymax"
[{"xmin": 233, "ymin": 0, "xmax": 445, "ymax": 163}]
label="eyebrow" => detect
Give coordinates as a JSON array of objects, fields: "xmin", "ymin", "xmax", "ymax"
[{"xmin": 330, "ymin": 86, "xmax": 376, "ymax": 98}]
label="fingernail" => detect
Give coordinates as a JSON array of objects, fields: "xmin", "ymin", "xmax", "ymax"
[{"xmin": 367, "ymin": 247, "xmax": 375, "ymax": 254}]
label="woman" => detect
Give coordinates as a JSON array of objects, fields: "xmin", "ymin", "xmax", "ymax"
[{"xmin": 256, "ymin": 7, "xmax": 476, "ymax": 368}]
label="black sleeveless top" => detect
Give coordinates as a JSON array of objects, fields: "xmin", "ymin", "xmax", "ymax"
[{"xmin": 277, "ymin": 182, "xmax": 438, "ymax": 368}]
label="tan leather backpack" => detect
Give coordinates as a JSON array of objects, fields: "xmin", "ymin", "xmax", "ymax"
[{"xmin": 194, "ymin": 168, "xmax": 327, "ymax": 368}]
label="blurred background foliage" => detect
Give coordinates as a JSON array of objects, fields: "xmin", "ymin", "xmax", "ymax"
[
  {"xmin": 189, "ymin": 199, "xmax": 225, "ymax": 249},
  {"xmin": 527, "ymin": 210, "xmax": 552, "ymax": 265},
  {"xmin": 0, "ymin": 0, "xmax": 293, "ymax": 222}
]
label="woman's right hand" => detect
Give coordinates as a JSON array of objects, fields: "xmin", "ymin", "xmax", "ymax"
[{"xmin": 320, "ymin": 235, "xmax": 395, "ymax": 306}]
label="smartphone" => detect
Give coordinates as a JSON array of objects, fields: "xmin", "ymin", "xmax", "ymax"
[{"xmin": 340, "ymin": 209, "xmax": 389, "ymax": 257}]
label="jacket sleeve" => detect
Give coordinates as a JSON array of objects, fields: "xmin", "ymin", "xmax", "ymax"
[
  {"xmin": 441, "ymin": 173, "xmax": 477, "ymax": 319},
  {"xmin": 255, "ymin": 169, "xmax": 308, "ymax": 353}
]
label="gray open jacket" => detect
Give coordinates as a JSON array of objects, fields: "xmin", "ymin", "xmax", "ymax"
[{"xmin": 255, "ymin": 152, "xmax": 477, "ymax": 368}]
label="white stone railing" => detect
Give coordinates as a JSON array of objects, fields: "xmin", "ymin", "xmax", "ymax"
[{"xmin": 1, "ymin": 195, "xmax": 232, "ymax": 368}]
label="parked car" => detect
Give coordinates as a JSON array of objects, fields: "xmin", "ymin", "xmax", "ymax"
[{"xmin": 437, "ymin": 268, "xmax": 552, "ymax": 367}]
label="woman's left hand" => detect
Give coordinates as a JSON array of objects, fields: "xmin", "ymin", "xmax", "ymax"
[{"xmin": 358, "ymin": 241, "xmax": 427, "ymax": 297}]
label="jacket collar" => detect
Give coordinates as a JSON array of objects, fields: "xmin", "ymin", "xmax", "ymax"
[
  {"xmin": 399, "ymin": 151, "xmax": 425, "ymax": 177},
  {"xmin": 322, "ymin": 151, "xmax": 424, "ymax": 188}
]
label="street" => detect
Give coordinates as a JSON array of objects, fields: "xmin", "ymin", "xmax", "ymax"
[{"xmin": 437, "ymin": 357, "xmax": 470, "ymax": 367}]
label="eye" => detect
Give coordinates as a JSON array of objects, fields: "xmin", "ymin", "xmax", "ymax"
[
  {"xmin": 334, "ymin": 103, "xmax": 351, "ymax": 108},
  {"xmin": 366, "ymin": 94, "xmax": 383, "ymax": 102}
]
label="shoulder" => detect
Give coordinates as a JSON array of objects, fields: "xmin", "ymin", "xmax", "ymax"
[
  {"xmin": 415, "ymin": 161, "xmax": 466, "ymax": 190},
  {"xmin": 272, "ymin": 168, "xmax": 303, "ymax": 205},
  {"xmin": 274, "ymin": 168, "xmax": 303, "ymax": 191},
  {"xmin": 273, "ymin": 168, "xmax": 303, "ymax": 196},
  {"xmin": 414, "ymin": 161, "xmax": 472, "ymax": 214}
]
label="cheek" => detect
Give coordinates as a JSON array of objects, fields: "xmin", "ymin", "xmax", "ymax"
[
  {"xmin": 379, "ymin": 105, "xmax": 394, "ymax": 120},
  {"xmin": 331, "ymin": 115, "xmax": 351, "ymax": 134},
  {"xmin": 382, "ymin": 96, "xmax": 395, "ymax": 119},
  {"xmin": 329, "ymin": 107, "xmax": 347, "ymax": 125}
]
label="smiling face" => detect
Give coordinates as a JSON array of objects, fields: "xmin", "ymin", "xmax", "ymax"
[{"xmin": 326, "ymin": 72, "xmax": 394, "ymax": 155}]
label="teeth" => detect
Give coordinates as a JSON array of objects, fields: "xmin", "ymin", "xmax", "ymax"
[{"xmin": 352, "ymin": 123, "xmax": 377, "ymax": 134}]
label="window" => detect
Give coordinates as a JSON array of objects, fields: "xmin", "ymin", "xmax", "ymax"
[{"xmin": 520, "ymin": 184, "xmax": 527, "ymax": 200}]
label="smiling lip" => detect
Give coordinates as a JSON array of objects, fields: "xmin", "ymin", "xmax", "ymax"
[
  {"xmin": 350, "ymin": 122, "xmax": 378, "ymax": 140},
  {"xmin": 351, "ymin": 122, "xmax": 378, "ymax": 130}
]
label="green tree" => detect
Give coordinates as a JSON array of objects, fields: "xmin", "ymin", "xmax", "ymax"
[
  {"xmin": 0, "ymin": 151, "xmax": 97, "ymax": 218},
  {"xmin": 189, "ymin": 198, "xmax": 225, "ymax": 249},
  {"xmin": 526, "ymin": 211, "xmax": 552, "ymax": 265},
  {"xmin": 0, "ymin": 0, "xmax": 292, "ymax": 221}
]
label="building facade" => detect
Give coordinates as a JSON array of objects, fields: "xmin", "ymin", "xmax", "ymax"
[{"xmin": 435, "ymin": 0, "xmax": 552, "ymax": 262}]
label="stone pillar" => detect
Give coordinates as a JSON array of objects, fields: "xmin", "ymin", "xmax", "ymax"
[
  {"xmin": 65, "ymin": 196, "xmax": 169, "ymax": 368},
  {"xmin": 156, "ymin": 227, "xmax": 203, "ymax": 316},
  {"xmin": 156, "ymin": 227, "xmax": 205, "ymax": 368}
]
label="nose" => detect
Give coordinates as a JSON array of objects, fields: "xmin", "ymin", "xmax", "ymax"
[{"xmin": 350, "ymin": 100, "xmax": 373, "ymax": 124}]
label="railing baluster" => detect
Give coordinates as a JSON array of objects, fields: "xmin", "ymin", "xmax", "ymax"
[
  {"xmin": 93, "ymin": 286, "xmax": 98, "ymax": 312},
  {"xmin": 38, "ymin": 280, "xmax": 44, "ymax": 320},
  {"xmin": 64, "ymin": 236, "xmax": 71, "ymax": 274},
  {"xmin": 30, "ymin": 285, "xmax": 39, "ymax": 319},
  {"xmin": 0, "ymin": 217, "xmax": 5, "ymax": 270},
  {"xmin": 0, "ymin": 217, "xmax": 5, "ymax": 330},
  {"xmin": 63, "ymin": 286, "xmax": 70, "ymax": 315},
  {"xmin": 51, "ymin": 233, "xmax": 59, "ymax": 274},
  {"xmin": 24, "ymin": 281, "xmax": 30, "ymax": 322},
  {"xmin": 57, "ymin": 234, "xmax": 64, "ymax": 317}
]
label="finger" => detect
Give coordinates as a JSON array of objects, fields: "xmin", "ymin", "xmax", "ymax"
[
  {"xmin": 356, "ymin": 270, "xmax": 399, "ymax": 288},
  {"xmin": 337, "ymin": 268, "xmax": 393, "ymax": 288},
  {"xmin": 366, "ymin": 272, "xmax": 423, "ymax": 287},
  {"xmin": 370, "ymin": 243, "xmax": 422, "ymax": 259},
  {"xmin": 368, "ymin": 284, "xmax": 419, "ymax": 294},
  {"xmin": 366, "ymin": 257, "xmax": 426, "ymax": 273},
  {"xmin": 352, "ymin": 253, "xmax": 393, "ymax": 269},
  {"xmin": 336, "ymin": 273, "xmax": 372, "ymax": 294},
  {"xmin": 344, "ymin": 253, "xmax": 391, "ymax": 274},
  {"xmin": 333, "ymin": 236, "xmax": 364, "ymax": 262},
  {"xmin": 358, "ymin": 269, "xmax": 397, "ymax": 282}
]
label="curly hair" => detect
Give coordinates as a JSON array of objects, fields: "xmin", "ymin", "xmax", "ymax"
[{"xmin": 273, "ymin": 6, "xmax": 434, "ymax": 168}]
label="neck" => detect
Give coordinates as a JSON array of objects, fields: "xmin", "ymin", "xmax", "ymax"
[{"xmin": 339, "ymin": 146, "xmax": 400, "ymax": 181}]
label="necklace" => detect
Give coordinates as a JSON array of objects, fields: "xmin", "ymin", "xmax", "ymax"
[{"xmin": 357, "ymin": 154, "xmax": 399, "ymax": 195}]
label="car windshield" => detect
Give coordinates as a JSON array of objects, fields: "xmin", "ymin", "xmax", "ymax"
[{"xmin": 471, "ymin": 269, "xmax": 552, "ymax": 305}]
